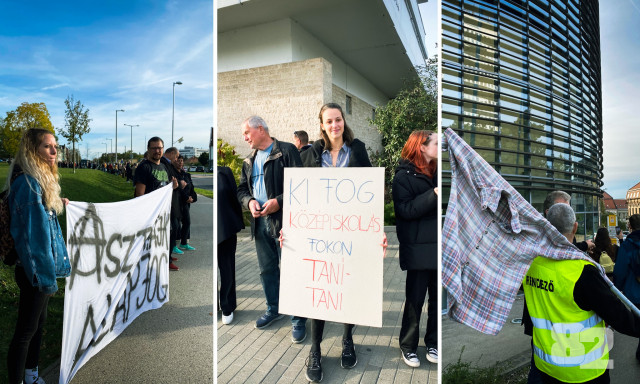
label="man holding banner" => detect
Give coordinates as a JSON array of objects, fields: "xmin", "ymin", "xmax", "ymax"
[
  {"xmin": 134, "ymin": 137, "xmax": 179, "ymax": 271},
  {"xmin": 236, "ymin": 115, "xmax": 308, "ymax": 341}
]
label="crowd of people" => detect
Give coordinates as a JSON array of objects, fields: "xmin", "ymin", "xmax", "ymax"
[
  {"xmin": 217, "ymin": 103, "xmax": 439, "ymax": 383},
  {"xmin": 3, "ymin": 130, "xmax": 201, "ymax": 383},
  {"xmin": 133, "ymin": 139, "xmax": 199, "ymax": 271},
  {"xmin": 518, "ymin": 190, "xmax": 640, "ymax": 384}
]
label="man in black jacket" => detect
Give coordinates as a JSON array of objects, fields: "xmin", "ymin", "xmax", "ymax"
[{"xmin": 236, "ymin": 115, "xmax": 307, "ymax": 343}]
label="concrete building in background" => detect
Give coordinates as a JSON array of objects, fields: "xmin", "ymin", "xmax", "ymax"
[
  {"xmin": 179, "ymin": 146, "xmax": 208, "ymax": 159},
  {"xmin": 441, "ymin": 0, "xmax": 603, "ymax": 241},
  {"xmin": 217, "ymin": 0, "xmax": 430, "ymax": 156}
]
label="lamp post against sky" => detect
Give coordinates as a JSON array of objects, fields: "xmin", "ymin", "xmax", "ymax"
[
  {"xmin": 124, "ymin": 123, "xmax": 139, "ymax": 160},
  {"xmin": 172, "ymin": 81, "xmax": 182, "ymax": 146},
  {"xmin": 115, "ymin": 109, "xmax": 125, "ymax": 164}
]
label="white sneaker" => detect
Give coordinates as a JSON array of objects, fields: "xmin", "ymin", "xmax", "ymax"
[
  {"xmin": 401, "ymin": 351, "xmax": 420, "ymax": 367},
  {"xmin": 426, "ymin": 347, "xmax": 438, "ymax": 364},
  {"xmin": 222, "ymin": 312, "xmax": 234, "ymax": 325}
]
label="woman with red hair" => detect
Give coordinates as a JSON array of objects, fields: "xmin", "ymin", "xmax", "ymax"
[{"xmin": 392, "ymin": 130, "xmax": 438, "ymax": 368}]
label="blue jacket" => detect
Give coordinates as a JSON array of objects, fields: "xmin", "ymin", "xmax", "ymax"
[
  {"xmin": 9, "ymin": 174, "xmax": 70, "ymax": 294},
  {"xmin": 613, "ymin": 230, "xmax": 640, "ymax": 305}
]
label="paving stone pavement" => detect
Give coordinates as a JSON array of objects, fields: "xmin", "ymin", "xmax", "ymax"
[{"xmin": 216, "ymin": 228, "xmax": 438, "ymax": 384}]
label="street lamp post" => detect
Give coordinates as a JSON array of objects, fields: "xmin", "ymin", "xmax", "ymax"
[
  {"xmin": 172, "ymin": 81, "xmax": 182, "ymax": 146},
  {"xmin": 124, "ymin": 124, "xmax": 139, "ymax": 160},
  {"xmin": 115, "ymin": 109, "xmax": 125, "ymax": 164}
]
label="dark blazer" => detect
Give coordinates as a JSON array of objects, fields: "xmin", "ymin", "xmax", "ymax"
[
  {"xmin": 218, "ymin": 167, "xmax": 245, "ymax": 244},
  {"xmin": 392, "ymin": 159, "xmax": 438, "ymax": 270},
  {"xmin": 301, "ymin": 138, "xmax": 372, "ymax": 167},
  {"xmin": 237, "ymin": 138, "xmax": 303, "ymax": 238},
  {"xmin": 161, "ymin": 156, "xmax": 182, "ymax": 221}
]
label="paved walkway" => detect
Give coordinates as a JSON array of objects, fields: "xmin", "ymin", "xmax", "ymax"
[
  {"xmin": 217, "ymin": 229, "xmax": 438, "ymax": 384},
  {"xmin": 442, "ymin": 290, "xmax": 640, "ymax": 382},
  {"xmin": 42, "ymin": 196, "xmax": 214, "ymax": 384}
]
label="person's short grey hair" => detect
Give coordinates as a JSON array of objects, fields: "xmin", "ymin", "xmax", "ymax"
[
  {"xmin": 547, "ymin": 203, "xmax": 576, "ymax": 236},
  {"xmin": 244, "ymin": 115, "xmax": 269, "ymax": 133},
  {"xmin": 543, "ymin": 191, "xmax": 571, "ymax": 215},
  {"xmin": 165, "ymin": 147, "xmax": 178, "ymax": 156}
]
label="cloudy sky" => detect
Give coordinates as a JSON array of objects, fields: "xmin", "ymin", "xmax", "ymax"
[
  {"xmin": 600, "ymin": 1, "xmax": 640, "ymax": 198},
  {"xmin": 419, "ymin": 0, "xmax": 438, "ymax": 59},
  {"xmin": 0, "ymin": 0, "xmax": 213, "ymax": 160}
]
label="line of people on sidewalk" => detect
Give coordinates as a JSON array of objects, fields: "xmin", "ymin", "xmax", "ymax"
[
  {"xmin": 217, "ymin": 103, "xmax": 439, "ymax": 383},
  {"xmin": 133, "ymin": 137, "xmax": 199, "ymax": 271}
]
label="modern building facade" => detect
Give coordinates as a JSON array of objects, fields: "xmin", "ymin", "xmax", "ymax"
[
  {"xmin": 441, "ymin": 0, "xmax": 603, "ymax": 241},
  {"xmin": 217, "ymin": 0, "xmax": 429, "ymax": 156},
  {"xmin": 179, "ymin": 146, "xmax": 208, "ymax": 159}
]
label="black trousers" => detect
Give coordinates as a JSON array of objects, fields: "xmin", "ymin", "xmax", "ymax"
[
  {"xmin": 179, "ymin": 205, "xmax": 191, "ymax": 245},
  {"xmin": 7, "ymin": 266, "xmax": 50, "ymax": 384},
  {"xmin": 218, "ymin": 235, "xmax": 237, "ymax": 315},
  {"xmin": 169, "ymin": 214, "xmax": 180, "ymax": 258},
  {"xmin": 399, "ymin": 269, "xmax": 437, "ymax": 353},
  {"xmin": 310, "ymin": 319, "xmax": 354, "ymax": 353}
]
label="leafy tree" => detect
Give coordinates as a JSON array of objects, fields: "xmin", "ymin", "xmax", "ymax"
[
  {"xmin": 59, "ymin": 95, "xmax": 91, "ymax": 173},
  {"xmin": 370, "ymin": 58, "xmax": 438, "ymax": 201},
  {"xmin": 198, "ymin": 151, "xmax": 210, "ymax": 167},
  {"xmin": 217, "ymin": 139, "xmax": 243, "ymax": 182},
  {"xmin": 0, "ymin": 102, "xmax": 55, "ymax": 157}
]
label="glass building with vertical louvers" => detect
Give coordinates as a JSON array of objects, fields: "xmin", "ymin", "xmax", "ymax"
[{"xmin": 441, "ymin": 0, "xmax": 603, "ymax": 241}]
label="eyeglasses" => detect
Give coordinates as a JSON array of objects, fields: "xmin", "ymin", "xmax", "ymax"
[{"xmin": 149, "ymin": 146, "xmax": 164, "ymax": 151}]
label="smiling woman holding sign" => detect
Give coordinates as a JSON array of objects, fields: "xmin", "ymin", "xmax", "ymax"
[
  {"xmin": 296, "ymin": 102, "xmax": 384, "ymax": 383},
  {"xmin": 392, "ymin": 130, "xmax": 439, "ymax": 368},
  {"xmin": 4, "ymin": 129, "xmax": 71, "ymax": 384}
]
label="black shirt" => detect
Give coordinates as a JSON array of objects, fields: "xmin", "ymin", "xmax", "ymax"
[{"xmin": 133, "ymin": 160, "xmax": 170, "ymax": 194}]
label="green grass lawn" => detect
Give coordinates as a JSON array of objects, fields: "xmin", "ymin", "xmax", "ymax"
[{"xmin": 0, "ymin": 163, "xmax": 137, "ymax": 380}]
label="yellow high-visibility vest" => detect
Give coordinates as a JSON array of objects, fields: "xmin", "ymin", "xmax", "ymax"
[{"xmin": 523, "ymin": 257, "xmax": 608, "ymax": 383}]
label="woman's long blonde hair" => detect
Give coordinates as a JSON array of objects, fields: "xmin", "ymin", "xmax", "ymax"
[{"xmin": 5, "ymin": 129, "xmax": 63, "ymax": 213}]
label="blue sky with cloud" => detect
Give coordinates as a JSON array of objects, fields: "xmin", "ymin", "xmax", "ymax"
[
  {"xmin": 600, "ymin": 1, "xmax": 640, "ymax": 198},
  {"xmin": 0, "ymin": 0, "xmax": 212, "ymax": 160}
]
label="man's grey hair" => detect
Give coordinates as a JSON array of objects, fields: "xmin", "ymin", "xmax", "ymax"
[
  {"xmin": 165, "ymin": 147, "xmax": 179, "ymax": 156},
  {"xmin": 547, "ymin": 203, "xmax": 576, "ymax": 236},
  {"xmin": 543, "ymin": 190, "xmax": 571, "ymax": 215},
  {"xmin": 244, "ymin": 115, "xmax": 269, "ymax": 132}
]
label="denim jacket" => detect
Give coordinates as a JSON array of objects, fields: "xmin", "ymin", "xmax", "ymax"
[{"xmin": 9, "ymin": 174, "xmax": 71, "ymax": 294}]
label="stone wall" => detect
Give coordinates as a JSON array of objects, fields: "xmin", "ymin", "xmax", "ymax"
[
  {"xmin": 218, "ymin": 58, "xmax": 331, "ymax": 156},
  {"xmin": 217, "ymin": 57, "xmax": 383, "ymax": 157}
]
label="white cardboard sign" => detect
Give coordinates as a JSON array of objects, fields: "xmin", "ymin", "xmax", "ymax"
[
  {"xmin": 280, "ymin": 167, "xmax": 385, "ymax": 327},
  {"xmin": 60, "ymin": 185, "xmax": 172, "ymax": 384}
]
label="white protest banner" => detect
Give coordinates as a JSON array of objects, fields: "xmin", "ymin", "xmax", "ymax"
[
  {"xmin": 280, "ymin": 167, "xmax": 385, "ymax": 327},
  {"xmin": 60, "ymin": 185, "xmax": 172, "ymax": 384}
]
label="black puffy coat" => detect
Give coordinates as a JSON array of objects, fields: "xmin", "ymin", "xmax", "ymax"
[{"xmin": 392, "ymin": 159, "xmax": 438, "ymax": 271}]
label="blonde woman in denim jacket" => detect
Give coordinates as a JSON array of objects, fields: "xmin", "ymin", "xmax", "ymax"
[{"xmin": 5, "ymin": 128, "xmax": 71, "ymax": 384}]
